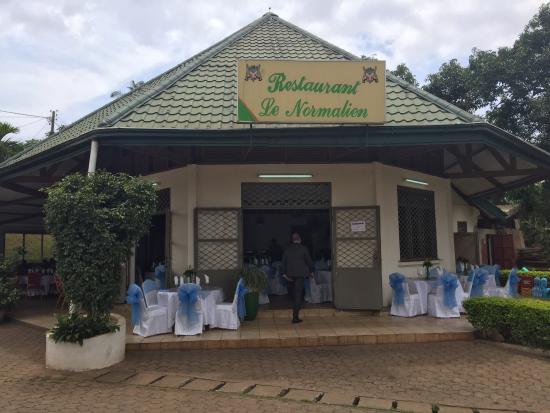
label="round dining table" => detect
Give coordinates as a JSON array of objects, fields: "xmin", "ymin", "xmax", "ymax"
[{"xmin": 157, "ymin": 287, "xmax": 224, "ymax": 328}]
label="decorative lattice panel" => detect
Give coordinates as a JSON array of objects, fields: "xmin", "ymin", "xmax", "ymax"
[
  {"xmin": 196, "ymin": 209, "xmax": 240, "ymax": 271},
  {"xmin": 198, "ymin": 241, "xmax": 239, "ymax": 270},
  {"xmin": 397, "ymin": 186, "xmax": 438, "ymax": 260},
  {"xmin": 336, "ymin": 239, "xmax": 378, "ymax": 268},
  {"xmin": 156, "ymin": 189, "xmax": 171, "ymax": 211},
  {"xmin": 197, "ymin": 210, "xmax": 239, "ymax": 240},
  {"xmin": 335, "ymin": 209, "xmax": 377, "ymax": 239},
  {"xmin": 242, "ymin": 183, "xmax": 330, "ymax": 209}
]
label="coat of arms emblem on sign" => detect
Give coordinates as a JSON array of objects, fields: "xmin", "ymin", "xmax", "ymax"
[
  {"xmin": 362, "ymin": 66, "xmax": 378, "ymax": 84},
  {"xmin": 244, "ymin": 64, "xmax": 262, "ymax": 81}
]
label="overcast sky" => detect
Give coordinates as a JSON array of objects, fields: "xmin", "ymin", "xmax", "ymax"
[{"xmin": 0, "ymin": 0, "xmax": 545, "ymax": 141}]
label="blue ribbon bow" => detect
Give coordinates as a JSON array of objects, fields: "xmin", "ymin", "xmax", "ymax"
[
  {"xmin": 236, "ymin": 278, "xmax": 248, "ymax": 320},
  {"xmin": 508, "ymin": 268, "xmax": 520, "ymax": 297},
  {"xmin": 143, "ymin": 279, "xmax": 157, "ymax": 295},
  {"xmin": 541, "ymin": 277, "xmax": 549, "ymax": 298},
  {"xmin": 389, "ymin": 273, "xmax": 406, "ymax": 306},
  {"xmin": 126, "ymin": 283, "xmax": 143, "ymax": 326},
  {"xmin": 494, "ymin": 265, "xmax": 501, "ymax": 287},
  {"xmin": 178, "ymin": 283, "xmax": 201, "ymax": 324},
  {"xmin": 439, "ymin": 271, "xmax": 458, "ymax": 308},
  {"xmin": 155, "ymin": 266, "xmax": 166, "ymax": 289},
  {"xmin": 471, "ymin": 269, "xmax": 489, "ymax": 297},
  {"xmin": 533, "ymin": 277, "xmax": 541, "ymax": 298}
]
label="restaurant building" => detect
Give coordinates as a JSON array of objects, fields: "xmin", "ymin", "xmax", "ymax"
[{"xmin": 1, "ymin": 13, "xmax": 549, "ymax": 310}]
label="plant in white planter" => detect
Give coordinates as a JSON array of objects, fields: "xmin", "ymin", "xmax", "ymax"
[{"xmin": 43, "ymin": 171, "xmax": 156, "ymax": 371}]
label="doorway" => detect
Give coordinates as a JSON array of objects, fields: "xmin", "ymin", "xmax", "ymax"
[{"xmin": 135, "ymin": 213, "xmax": 166, "ymax": 281}]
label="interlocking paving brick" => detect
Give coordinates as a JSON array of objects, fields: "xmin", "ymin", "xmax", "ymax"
[
  {"xmin": 397, "ymin": 400, "xmax": 435, "ymax": 412},
  {"xmin": 150, "ymin": 374, "xmax": 192, "ymax": 388},
  {"xmin": 182, "ymin": 378, "xmax": 224, "ymax": 391},
  {"xmin": 318, "ymin": 391, "xmax": 357, "ymax": 406},
  {"xmin": 248, "ymin": 384, "xmax": 287, "ymax": 398},
  {"xmin": 283, "ymin": 389, "xmax": 323, "ymax": 402},
  {"xmin": 125, "ymin": 372, "xmax": 165, "ymax": 385},
  {"xmin": 216, "ymin": 381, "xmax": 255, "ymax": 394},
  {"xmin": 357, "ymin": 397, "xmax": 394, "ymax": 410},
  {"xmin": 95, "ymin": 371, "xmax": 136, "ymax": 383}
]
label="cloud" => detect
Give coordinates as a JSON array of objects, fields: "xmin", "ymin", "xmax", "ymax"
[{"xmin": 0, "ymin": 0, "xmax": 545, "ymax": 140}]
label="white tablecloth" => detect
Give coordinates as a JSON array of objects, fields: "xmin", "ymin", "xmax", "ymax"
[
  {"xmin": 408, "ymin": 279, "xmax": 465, "ymax": 314},
  {"xmin": 157, "ymin": 287, "xmax": 224, "ymax": 328},
  {"xmin": 17, "ymin": 274, "xmax": 56, "ymax": 295}
]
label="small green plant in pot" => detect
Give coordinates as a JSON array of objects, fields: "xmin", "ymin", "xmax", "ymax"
[
  {"xmin": 0, "ymin": 279, "xmax": 21, "ymax": 322},
  {"xmin": 241, "ymin": 266, "xmax": 268, "ymax": 321}
]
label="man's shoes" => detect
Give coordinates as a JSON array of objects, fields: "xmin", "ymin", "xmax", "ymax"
[{"xmin": 292, "ymin": 319, "xmax": 303, "ymax": 324}]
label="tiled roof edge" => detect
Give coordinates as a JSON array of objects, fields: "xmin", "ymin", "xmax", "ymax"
[{"xmin": 101, "ymin": 14, "xmax": 276, "ymax": 128}]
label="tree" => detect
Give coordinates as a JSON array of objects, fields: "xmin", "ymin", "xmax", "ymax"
[
  {"xmin": 0, "ymin": 122, "xmax": 19, "ymax": 162},
  {"xmin": 44, "ymin": 171, "xmax": 157, "ymax": 341},
  {"xmin": 390, "ymin": 63, "xmax": 419, "ymax": 86},
  {"xmin": 110, "ymin": 80, "xmax": 145, "ymax": 98}
]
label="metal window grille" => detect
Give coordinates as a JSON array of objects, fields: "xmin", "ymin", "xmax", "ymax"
[
  {"xmin": 156, "ymin": 189, "xmax": 171, "ymax": 212},
  {"xmin": 397, "ymin": 186, "xmax": 437, "ymax": 260},
  {"xmin": 242, "ymin": 183, "xmax": 330, "ymax": 209}
]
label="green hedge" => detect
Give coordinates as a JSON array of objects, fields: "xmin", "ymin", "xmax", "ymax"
[
  {"xmin": 499, "ymin": 270, "xmax": 550, "ymax": 286},
  {"xmin": 463, "ymin": 297, "xmax": 550, "ymax": 349}
]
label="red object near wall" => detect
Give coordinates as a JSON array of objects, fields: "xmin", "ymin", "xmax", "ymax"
[{"xmin": 519, "ymin": 275, "xmax": 534, "ymax": 295}]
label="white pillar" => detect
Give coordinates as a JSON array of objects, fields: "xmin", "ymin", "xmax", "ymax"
[{"xmin": 87, "ymin": 140, "xmax": 99, "ymax": 175}]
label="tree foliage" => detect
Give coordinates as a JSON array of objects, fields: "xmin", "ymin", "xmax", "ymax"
[
  {"xmin": 389, "ymin": 63, "xmax": 419, "ymax": 86},
  {"xmin": 44, "ymin": 171, "xmax": 157, "ymax": 323}
]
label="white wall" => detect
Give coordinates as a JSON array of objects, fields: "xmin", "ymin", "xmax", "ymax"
[
  {"xmin": 147, "ymin": 162, "xmax": 463, "ymax": 307},
  {"xmin": 451, "ymin": 191, "xmax": 480, "ymax": 233}
]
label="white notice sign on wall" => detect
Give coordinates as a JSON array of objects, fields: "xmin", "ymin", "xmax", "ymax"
[{"xmin": 350, "ymin": 220, "xmax": 366, "ymax": 233}]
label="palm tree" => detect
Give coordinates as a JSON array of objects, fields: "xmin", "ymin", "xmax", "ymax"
[
  {"xmin": 110, "ymin": 80, "xmax": 145, "ymax": 98},
  {"xmin": 0, "ymin": 122, "xmax": 19, "ymax": 162}
]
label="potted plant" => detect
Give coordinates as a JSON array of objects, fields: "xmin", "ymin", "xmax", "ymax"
[
  {"xmin": 43, "ymin": 171, "xmax": 156, "ymax": 371},
  {"xmin": 184, "ymin": 266, "xmax": 197, "ymax": 284},
  {"xmin": 240, "ymin": 266, "xmax": 267, "ymax": 321},
  {"xmin": 422, "ymin": 260, "xmax": 433, "ymax": 280},
  {"xmin": 0, "ymin": 278, "xmax": 21, "ymax": 323}
]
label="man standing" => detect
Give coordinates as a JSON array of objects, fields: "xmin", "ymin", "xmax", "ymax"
[{"xmin": 282, "ymin": 233, "xmax": 314, "ymax": 324}]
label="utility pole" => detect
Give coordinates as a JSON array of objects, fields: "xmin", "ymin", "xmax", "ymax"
[{"xmin": 49, "ymin": 110, "xmax": 56, "ymax": 136}]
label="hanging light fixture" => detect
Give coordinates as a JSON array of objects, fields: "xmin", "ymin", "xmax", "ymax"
[{"xmin": 404, "ymin": 178, "xmax": 429, "ymax": 186}]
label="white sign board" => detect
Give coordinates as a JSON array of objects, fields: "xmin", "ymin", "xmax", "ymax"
[{"xmin": 350, "ymin": 220, "xmax": 366, "ymax": 233}]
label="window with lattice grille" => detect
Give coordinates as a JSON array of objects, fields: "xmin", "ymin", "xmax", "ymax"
[{"xmin": 397, "ymin": 186, "xmax": 438, "ymax": 261}]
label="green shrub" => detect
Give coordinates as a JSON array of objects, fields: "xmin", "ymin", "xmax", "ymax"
[
  {"xmin": 463, "ymin": 297, "xmax": 550, "ymax": 349},
  {"xmin": 0, "ymin": 278, "xmax": 21, "ymax": 311},
  {"xmin": 241, "ymin": 266, "xmax": 268, "ymax": 292},
  {"xmin": 43, "ymin": 171, "xmax": 156, "ymax": 338},
  {"xmin": 500, "ymin": 269, "xmax": 550, "ymax": 286},
  {"xmin": 49, "ymin": 313, "xmax": 119, "ymax": 345}
]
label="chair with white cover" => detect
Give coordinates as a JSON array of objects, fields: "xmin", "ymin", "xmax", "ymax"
[
  {"xmin": 126, "ymin": 283, "xmax": 171, "ymax": 337},
  {"xmin": 212, "ymin": 278, "xmax": 248, "ymax": 330},
  {"xmin": 389, "ymin": 273, "xmax": 422, "ymax": 317},
  {"xmin": 142, "ymin": 279, "xmax": 159, "ymax": 307},
  {"xmin": 175, "ymin": 283, "xmax": 203, "ymax": 336},
  {"xmin": 257, "ymin": 266, "xmax": 271, "ymax": 305},
  {"xmin": 429, "ymin": 266, "xmax": 443, "ymax": 279},
  {"xmin": 469, "ymin": 268, "xmax": 490, "ymax": 298},
  {"xmin": 428, "ymin": 272, "xmax": 461, "ymax": 318},
  {"xmin": 305, "ymin": 272, "xmax": 332, "ymax": 303},
  {"xmin": 480, "ymin": 265, "xmax": 499, "ymax": 291},
  {"xmin": 154, "ymin": 264, "xmax": 166, "ymax": 289},
  {"xmin": 491, "ymin": 267, "xmax": 520, "ymax": 298},
  {"xmin": 269, "ymin": 261, "xmax": 288, "ymax": 296}
]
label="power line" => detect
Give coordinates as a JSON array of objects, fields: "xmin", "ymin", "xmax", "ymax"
[{"xmin": 0, "ymin": 109, "xmax": 50, "ymax": 119}]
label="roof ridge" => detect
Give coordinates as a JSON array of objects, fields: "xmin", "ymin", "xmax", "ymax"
[{"xmin": 99, "ymin": 14, "xmax": 276, "ymax": 127}]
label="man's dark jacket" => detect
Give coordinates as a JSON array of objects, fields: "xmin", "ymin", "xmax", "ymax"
[{"xmin": 282, "ymin": 243, "xmax": 314, "ymax": 278}]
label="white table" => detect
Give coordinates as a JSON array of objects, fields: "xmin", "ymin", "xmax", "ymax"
[
  {"xmin": 408, "ymin": 278, "xmax": 465, "ymax": 314},
  {"xmin": 17, "ymin": 274, "xmax": 56, "ymax": 295},
  {"xmin": 157, "ymin": 287, "xmax": 224, "ymax": 328}
]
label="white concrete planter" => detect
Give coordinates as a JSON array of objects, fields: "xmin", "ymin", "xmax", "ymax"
[{"xmin": 46, "ymin": 313, "xmax": 126, "ymax": 371}]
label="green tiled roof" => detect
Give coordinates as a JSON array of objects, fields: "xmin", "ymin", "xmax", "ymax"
[{"xmin": 2, "ymin": 12, "xmax": 480, "ymax": 168}]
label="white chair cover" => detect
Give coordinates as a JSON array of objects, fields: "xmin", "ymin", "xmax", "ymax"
[
  {"xmin": 142, "ymin": 279, "xmax": 158, "ymax": 307},
  {"xmin": 305, "ymin": 271, "xmax": 332, "ymax": 303},
  {"xmin": 174, "ymin": 286, "xmax": 204, "ymax": 336},
  {"xmin": 428, "ymin": 282, "xmax": 461, "ymax": 318},
  {"xmin": 269, "ymin": 261, "xmax": 288, "ymax": 295},
  {"xmin": 390, "ymin": 275, "xmax": 422, "ymax": 317},
  {"xmin": 128, "ymin": 285, "xmax": 171, "ymax": 337},
  {"xmin": 212, "ymin": 279, "xmax": 243, "ymax": 330}
]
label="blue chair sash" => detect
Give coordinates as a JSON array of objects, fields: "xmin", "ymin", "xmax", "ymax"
[
  {"xmin": 126, "ymin": 284, "xmax": 143, "ymax": 326},
  {"xmin": 541, "ymin": 277, "xmax": 548, "ymax": 298},
  {"xmin": 143, "ymin": 279, "xmax": 157, "ymax": 295},
  {"xmin": 155, "ymin": 266, "xmax": 166, "ymax": 289},
  {"xmin": 508, "ymin": 268, "xmax": 520, "ymax": 297},
  {"xmin": 389, "ymin": 273, "xmax": 406, "ymax": 306},
  {"xmin": 439, "ymin": 271, "xmax": 458, "ymax": 308},
  {"xmin": 178, "ymin": 283, "xmax": 201, "ymax": 324},
  {"xmin": 471, "ymin": 269, "xmax": 488, "ymax": 297},
  {"xmin": 533, "ymin": 277, "xmax": 541, "ymax": 298},
  {"xmin": 494, "ymin": 265, "xmax": 501, "ymax": 287},
  {"xmin": 236, "ymin": 278, "xmax": 248, "ymax": 320}
]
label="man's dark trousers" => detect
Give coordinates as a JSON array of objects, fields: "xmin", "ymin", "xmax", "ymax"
[{"xmin": 288, "ymin": 277, "xmax": 305, "ymax": 321}]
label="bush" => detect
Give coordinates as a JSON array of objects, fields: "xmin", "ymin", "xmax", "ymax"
[
  {"xmin": 43, "ymin": 171, "xmax": 156, "ymax": 338},
  {"xmin": 240, "ymin": 266, "xmax": 268, "ymax": 292},
  {"xmin": 500, "ymin": 269, "xmax": 550, "ymax": 286},
  {"xmin": 0, "ymin": 279, "xmax": 21, "ymax": 311},
  {"xmin": 463, "ymin": 297, "xmax": 550, "ymax": 349},
  {"xmin": 49, "ymin": 313, "xmax": 119, "ymax": 345}
]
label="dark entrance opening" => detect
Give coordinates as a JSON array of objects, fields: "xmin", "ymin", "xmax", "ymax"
[
  {"xmin": 135, "ymin": 213, "xmax": 166, "ymax": 282},
  {"xmin": 242, "ymin": 208, "xmax": 332, "ymax": 308}
]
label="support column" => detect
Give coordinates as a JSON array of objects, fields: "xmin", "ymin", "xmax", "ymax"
[
  {"xmin": 186, "ymin": 165, "xmax": 197, "ymax": 268},
  {"xmin": 87, "ymin": 140, "xmax": 99, "ymax": 175}
]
